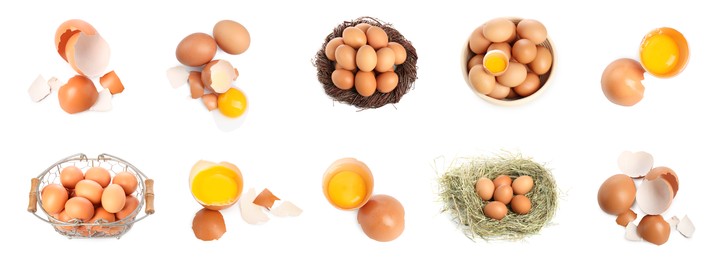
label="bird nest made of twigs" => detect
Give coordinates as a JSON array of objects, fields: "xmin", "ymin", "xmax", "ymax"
[
  {"xmin": 438, "ymin": 154, "xmax": 558, "ymax": 241},
  {"xmin": 314, "ymin": 17, "xmax": 418, "ymax": 109}
]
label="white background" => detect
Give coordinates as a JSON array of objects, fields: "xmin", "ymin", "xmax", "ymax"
[{"xmin": 1, "ymin": 0, "xmax": 709, "ymax": 258}]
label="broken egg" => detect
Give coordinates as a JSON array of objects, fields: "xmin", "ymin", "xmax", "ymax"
[
  {"xmin": 638, "ymin": 215, "xmax": 670, "ymax": 245},
  {"xmin": 192, "ymin": 208, "xmax": 226, "ymax": 241},
  {"xmin": 618, "ymin": 151, "xmax": 653, "ymax": 178},
  {"xmin": 322, "ymin": 158, "xmax": 374, "ymax": 210},
  {"xmin": 58, "ymin": 75, "xmax": 99, "ymax": 114},
  {"xmin": 202, "ymin": 60, "xmax": 238, "ymax": 94},
  {"xmin": 55, "ymin": 19, "xmax": 110, "ymax": 78},
  {"xmin": 189, "ymin": 160, "xmax": 243, "ymax": 210},
  {"xmin": 636, "ymin": 166, "xmax": 679, "ymax": 215},
  {"xmin": 597, "ymin": 174, "xmax": 636, "ymax": 215}
]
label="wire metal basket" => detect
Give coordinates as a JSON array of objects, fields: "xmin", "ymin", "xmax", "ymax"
[{"xmin": 28, "ymin": 153, "xmax": 154, "ymax": 239}]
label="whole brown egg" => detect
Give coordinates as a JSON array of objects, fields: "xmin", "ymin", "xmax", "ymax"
[{"xmin": 357, "ymin": 194, "xmax": 405, "ymax": 242}]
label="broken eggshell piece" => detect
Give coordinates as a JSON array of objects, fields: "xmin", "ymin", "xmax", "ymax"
[
  {"xmin": 636, "ymin": 166, "xmax": 679, "ymax": 215},
  {"xmin": 272, "ymin": 201, "xmax": 302, "ymax": 217},
  {"xmin": 55, "ymin": 19, "xmax": 110, "ymax": 78},
  {"xmin": 29, "ymin": 75, "xmax": 50, "ymax": 102},
  {"xmin": 202, "ymin": 59, "xmax": 238, "ymax": 94},
  {"xmin": 167, "ymin": 66, "xmax": 190, "ymax": 88},
  {"xmin": 618, "ymin": 151, "xmax": 653, "ymax": 178},
  {"xmin": 625, "ymin": 222, "xmax": 641, "ymax": 241},
  {"xmin": 238, "ymin": 188, "xmax": 269, "ymax": 225},
  {"xmin": 253, "ymin": 188, "xmax": 280, "ymax": 209},
  {"xmin": 99, "ymin": 71, "xmax": 124, "ymax": 94},
  {"xmin": 638, "ymin": 215, "xmax": 670, "ymax": 246},
  {"xmin": 90, "ymin": 88, "xmax": 112, "ymax": 112},
  {"xmin": 58, "ymin": 75, "xmax": 99, "ymax": 114},
  {"xmin": 192, "ymin": 208, "xmax": 226, "ymax": 241},
  {"xmin": 676, "ymin": 215, "xmax": 695, "ymax": 238}
]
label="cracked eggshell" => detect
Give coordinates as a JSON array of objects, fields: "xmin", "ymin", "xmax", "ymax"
[
  {"xmin": 618, "ymin": 151, "xmax": 653, "ymax": 178},
  {"xmin": 192, "ymin": 208, "xmax": 226, "ymax": 241},
  {"xmin": 677, "ymin": 215, "xmax": 695, "ymax": 238},
  {"xmin": 202, "ymin": 60, "xmax": 238, "ymax": 93},
  {"xmin": 272, "ymin": 201, "xmax": 302, "ymax": 217},
  {"xmin": 166, "ymin": 66, "xmax": 189, "ymax": 88},
  {"xmin": 636, "ymin": 166, "xmax": 679, "ymax": 215},
  {"xmin": 90, "ymin": 88, "xmax": 112, "ymax": 112},
  {"xmin": 253, "ymin": 188, "xmax": 280, "ymax": 209},
  {"xmin": 100, "ymin": 71, "xmax": 124, "ymax": 94},
  {"xmin": 58, "ymin": 75, "xmax": 99, "ymax": 114},
  {"xmin": 239, "ymin": 188, "xmax": 269, "ymax": 225},
  {"xmin": 56, "ymin": 20, "xmax": 110, "ymax": 78},
  {"xmin": 616, "ymin": 209, "xmax": 637, "ymax": 227},
  {"xmin": 625, "ymin": 222, "xmax": 641, "ymax": 241},
  {"xmin": 29, "ymin": 75, "xmax": 50, "ymax": 102},
  {"xmin": 597, "ymin": 174, "xmax": 636, "ymax": 215}
]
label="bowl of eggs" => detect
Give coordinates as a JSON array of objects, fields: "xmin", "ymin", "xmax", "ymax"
[
  {"xmin": 462, "ymin": 17, "xmax": 555, "ymax": 106},
  {"xmin": 28, "ymin": 153, "xmax": 154, "ymax": 239}
]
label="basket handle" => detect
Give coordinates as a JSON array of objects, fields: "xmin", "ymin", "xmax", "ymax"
[
  {"xmin": 28, "ymin": 178, "xmax": 39, "ymax": 213},
  {"xmin": 144, "ymin": 179, "xmax": 155, "ymax": 214}
]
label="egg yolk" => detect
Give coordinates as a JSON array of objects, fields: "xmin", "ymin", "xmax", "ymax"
[
  {"xmin": 640, "ymin": 33, "xmax": 679, "ymax": 75},
  {"xmin": 217, "ymin": 88, "xmax": 247, "ymax": 118},
  {"xmin": 484, "ymin": 55, "xmax": 507, "ymax": 74},
  {"xmin": 327, "ymin": 171, "xmax": 367, "ymax": 208},
  {"xmin": 191, "ymin": 166, "xmax": 240, "ymax": 205}
]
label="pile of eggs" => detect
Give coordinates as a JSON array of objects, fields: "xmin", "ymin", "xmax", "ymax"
[
  {"xmin": 322, "ymin": 158, "xmax": 405, "ymax": 242},
  {"xmin": 325, "ymin": 24, "xmax": 408, "ymax": 97},
  {"xmin": 597, "ymin": 151, "xmax": 693, "ymax": 245},
  {"xmin": 601, "ymin": 27, "xmax": 688, "ymax": 106},
  {"xmin": 475, "ymin": 175, "xmax": 534, "ymax": 220},
  {"xmin": 40, "ymin": 165, "xmax": 139, "ymax": 236},
  {"xmin": 466, "ymin": 18, "xmax": 553, "ymax": 101},
  {"xmin": 171, "ymin": 20, "xmax": 250, "ymax": 119}
]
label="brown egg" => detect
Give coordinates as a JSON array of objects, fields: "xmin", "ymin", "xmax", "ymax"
[
  {"xmin": 529, "ymin": 46, "xmax": 553, "ymax": 75},
  {"xmin": 512, "ymin": 176, "xmax": 534, "ymax": 195},
  {"xmin": 357, "ymin": 194, "xmax": 405, "ymax": 242},
  {"xmin": 497, "ymin": 62, "xmax": 527, "ymax": 87},
  {"xmin": 597, "ymin": 174, "xmax": 636, "ymax": 215},
  {"xmin": 58, "ymin": 75, "xmax": 98, "ymax": 114},
  {"xmin": 342, "ymin": 27, "xmax": 367, "ymax": 49},
  {"xmin": 482, "ymin": 18, "xmax": 516, "ymax": 43},
  {"xmin": 514, "ymin": 72, "xmax": 541, "ymax": 97},
  {"xmin": 85, "ymin": 167, "xmax": 111, "ymax": 187},
  {"xmin": 355, "ymin": 71, "xmax": 377, "ymax": 97},
  {"xmin": 355, "ymin": 23, "xmax": 371, "ymax": 33},
  {"xmin": 64, "ymin": 197, "xmax": 94, "ymax": 221},
  {"xmin": 601, "ymin": 58, "xmax": 645, "ymax": 106},
  {"xmin": 487, "ymin": 83, "xmax": 510, "ymax": 100},
  {"xmin": 331, "ymin": 69, "xmax": 355, "ymax": 90},
  {"xmin": 335, "ymin": 45, "xmax": 357, "ymax": 71},
  {"xmin": 193, "ymin": 208, "xmax": 226, "ymax": 241},
  {"xmin": 474, "ymin": 177, "xmax": 495, "ymax": 201},
  {"xmin": 325, "ymin": 37, "xmax": 344, "ymax": 61},
  {"xmin": 375, "ymin": 47, "xmax": 396, "ymax": 73},
  {"xmin": 483, "ymin": 201, "xmax": 508, "ymax": 220},
  {"xmin": 512, "ymin": 39, "xmax": 537, "ymax": 64},
  {"xmin": 638, "ymin": 215, "xmax": 670, "ymax": 245},
  {"xmin": 493, "ymin": 185, "xmax": 513, "ymax": 205},
  {"xmin": 507, "ymin": 89, "xmax": 520, "ymax": 99},
  {"xmin": 213, "ymin": 20, "xmax": 250, "ymax": 55},
  {"xmin": 112, "ymin": 171, "xmax": 138, "ymax": 195},
  {"xmin": 510, "ymin": 195, "xmax": 532, "ymax": 214},
  {"xmin": 176, "ymin": 33, "xmax": 217, "ymax": 67},
  {"xmin": 89, "ymin": 206, "xmax": 116, "ymax": 232},
  {"xmin": 467, "ymin": 55, "xmax": 485, "ymax": 70},
  {"xmin": 388, "ymin": 42, "xmax": 407, "ymax": 65},
  {"xmin": 102, "ymin": 184, "xmax": 127, "ymax": 213},
  {"xmin": 468, "ymin": 65, "xmax": 495, "ymax": 95},
  {"xmin": 55, "ymin": 210, "xmax": 73, "ymax": 231},
  {"xmin": 41, "ymin": 184, "xmax": 68, "ymax": 214},
  {"xmin": 60, "ymin": 166, "xmax": 84, "ymax": 189},
  {"xmin": 356, "ymin": 45, "xmax": 377, "ymax": 72},
  {"xmin": 517, "ymin": 19, "xmax": 548, "ymax": 45},
  {"xmin": 366, "ymin": 26, "xmax": 389, "ymax": 49},
  {"xmin": 116, "ymin": 195, "xmax": 140, "ymax": 220},
  {"xmin": 616, "ymin": 209, "xmax": 637, "ymax": 227},
  {"xmin": 469, "ymin": 26, "xmax": 491, "ymax": 54},
  {"xmin": 487, "ymin": 42, "xmax": 512, "ymax": 60},
  {"xmin": 74, "ymin": 179, "xmax": 103, "ymax": 204},
  {"xmin": 492, "ymin": 175, "xmax": 513, "ymax": 189},
  {"xmin": 376, "ymin": 71, "xmax": 399, "ymax": 93}
]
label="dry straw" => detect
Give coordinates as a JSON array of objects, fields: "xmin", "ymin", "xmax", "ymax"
[
  {"xmin": 438, "ymin": 153, "xmax": 558, "ymax": 241},
  {"xmin": 313, "ymin": 17, "xmax": 418, "ymax": 109}
]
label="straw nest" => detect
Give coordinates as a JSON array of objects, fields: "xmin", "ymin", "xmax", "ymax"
[
  {"xmin": 313, "ymin": 17, "xmax": 418, "ymax": 109},
  {"xmin": 438, "ymin": 154, "xmax": 558, "ymax": 241}
]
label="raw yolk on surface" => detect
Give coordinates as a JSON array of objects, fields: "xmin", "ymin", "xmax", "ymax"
[
  {"xmin": 218, "ymin": 88, "xmax": 247, "ymax": 118},
  {"xmin": 327, "ymin": 171, "xmax": 366, "ymax": 208},
  {"xmin": 640, "ymin": 33, "xmax": 679, "ymax": 75},
  {"xmin": 484, "ymin": 55, "xmax": 507, "ymax": 74},
  {"xmin": 191, "ymin": 166, "xmax": 240, "ymax": 205}
]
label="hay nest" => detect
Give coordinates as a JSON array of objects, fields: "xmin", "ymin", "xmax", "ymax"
[
  {"xmin": 313, "ymin": 17, "xmax": 418, "ymax": 109},
  {"xmin": 438, "ymin": 154, "xmax": 558, "ymax": 241}
]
